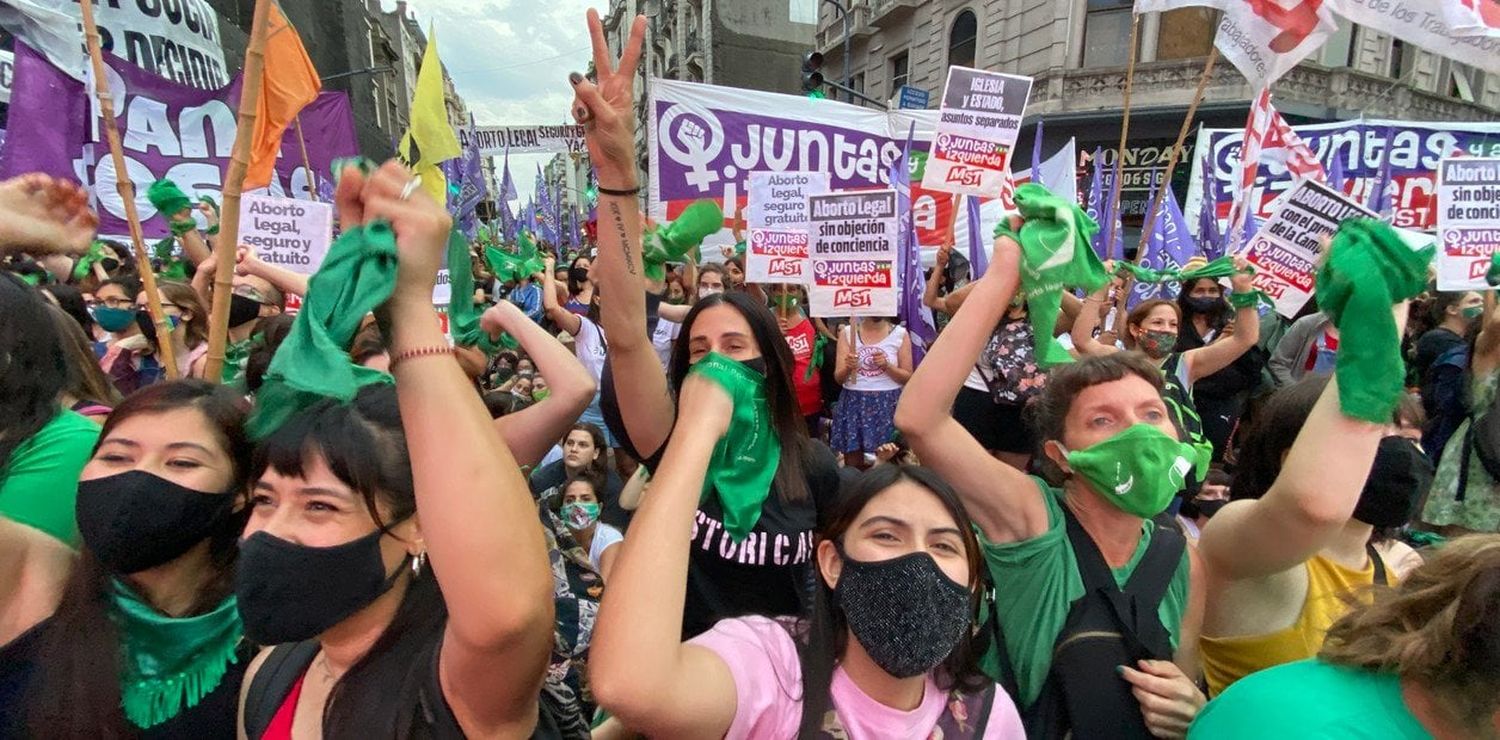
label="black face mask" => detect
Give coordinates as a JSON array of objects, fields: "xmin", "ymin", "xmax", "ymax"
[
  {"xmin": 1354, "ymin": 436, "xmax": 1434, "ymax": 528},
  {"xmin": 1182, "ymin": 497, "xmax": 1229, "ymax": 520},
  {"xmin": 228, "ymin": 293, "xmax": 263, "ymax": 328},
  {"xmin": 568, "ymin": 266, "xmax": 590, "ymax": 284},
  {"xmin": 76, "ymin": 470, "xmax": 237, "ymax": 575},
  {"xmin": 1184, "ymin": 296, "xmax": 1222, "ymax": 315},
  {"xmin": 741, "ymin": 356, "xmax": 768, "ymax": 377},
  {"xmin": 834, "ymin": 548, "xmax": 971, "ymax": 678},
  {"xmin": 235, "ymin": 529, "xmax": 409, "ymax": 645}
]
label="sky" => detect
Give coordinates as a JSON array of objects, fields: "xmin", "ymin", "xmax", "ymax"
[{"xmin": 391, "ymin": 0, "xmax": 611, "ymax": 203}]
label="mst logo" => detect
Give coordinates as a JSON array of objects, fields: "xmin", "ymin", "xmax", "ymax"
[
  {"xmin": 944, "ymin": 165, "xmax": 984, "ymax": 188},
  {"xmin": 769, "ymin": 258, "xmax": 803, "ymax": 277},
  {"xmin": 1471, "ymin": 258, "xmax": 1493, "ymax": 282},
  {"xmin": 834, "ymin": 288, "xmax": 873, "ymax": 309}
]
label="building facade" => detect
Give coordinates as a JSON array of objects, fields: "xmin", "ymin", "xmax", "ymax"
[{"xmin": 815, "ymin": 1, "xmax": 1500, "ymax": 219}]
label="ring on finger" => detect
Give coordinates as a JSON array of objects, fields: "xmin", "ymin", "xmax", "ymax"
[{"xmin": 399, "ymin": 176, "xmax": 423, "ymax": 201}]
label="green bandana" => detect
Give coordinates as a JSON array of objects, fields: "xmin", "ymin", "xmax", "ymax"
[
  {"xmin": 247, "ymin": 223, "xmax": 398, "ymax": 439},
  {"xmin": 109, "ymin": 580, "xmax": 243, "ymax": 730},
  {"xmin": 147, "ymin": 179, "xmax": 192, "ymax": 221},
  {"xmin": 803, "ymin": 331, "xmax": 828, "ymax": 382},
  {"xmin": 690, "ymin": 352, "xmax": 781, "ymax": 542},
  {"xmin": 220, "ymin": 337, "xmax": 253, "ymax": 385},
  {"xmin": 153, "ymin": 237, "xmax": 189, "ymax": 281},
  {"xmin": 72, "ymin": 240, "xmax": 111, "ymax": 281},
  {"xmin": 1314, "ymin": 218, "xmax": 1434, "ymax": 423},
  {"xmin": 484, "ymin": 231, "xmax": 546, "ymax": 285},
  {"xmin": 994, "ymin": 183, "xmax": 1110, "ymax": 368},
  {"xmin": 1115, "ymin": 257, "xmax": 1271, "ymax": 310},
  {"xmin": 1488, "ymin": 252, "xmax": 1500, "ymax": 287},
  {"xmin": 643, "ymin": 200, "xmax": 724, "ymax": 282},
  {"xmin": 447, "ymin": 229, "xmax": 504, "ymax": 355},
  {"xmin": 734, "ymin": 240, "xmax": 747, "ymax": 257},
  {"xmin": 1064, "ymin": 424, "xmax": 1208, "ymax": 519}
]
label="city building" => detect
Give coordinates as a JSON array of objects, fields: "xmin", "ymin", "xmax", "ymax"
[
  {"xmin": 814, "ymin": 1, "xmax": 1500, "ymax": 222},
  {"xmin": 603, "ymin": 0, "xmax": 818, "ymax": 176}
]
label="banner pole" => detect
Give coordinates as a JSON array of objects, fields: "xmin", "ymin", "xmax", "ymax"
[
  {"xmin": 1104, "ymin": 11, "xmax": 1141, "ymax": 324},
  {"xmin": 295, "ymin": 114, "xmax": 317, "ymax": 199},
  {"xmin": 79, "ymin": 0, "xmax": 179, "ymax": 379},
  {"xmin": 203, "ymin": 0, "xmax": 273, "ymax": 383},
  {"xmin": 1117, "ymin": 46, "xmax": 1220, "ymax": 310}
]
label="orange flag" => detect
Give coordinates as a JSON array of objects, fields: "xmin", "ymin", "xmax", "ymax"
[{"xmin": 244, "ymin": 2, "xmax": 322, "ymax": 190}]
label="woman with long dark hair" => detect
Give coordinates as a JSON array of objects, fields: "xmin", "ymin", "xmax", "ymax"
[
  {"xmin": 0, "ymin": 272, "xmax": 101, "ymax": 546},
  {"xmin": 43, "ymin": 302, "xmax": 120, "ymax": 421},
  {"xmin": 591, "ymin": 391, "xmax": 1025, "ymax": 737},
  {"xmin": 11, "ymin": 380, "xmax": 253, "ymax": 738},
  {"xmin": 576, "ymin": 11, "xmax": 839, "ymax": 638},
  {"xmin": 1175, "ymin": 276, "xmax": 1266, "ymax": 460},
  {"xmin": 144, "ymin": 280, "xmax": 212, "ymax": 379},
  {"xmin": 232, "ymin": 161, "xmax": 554, "ymax": 738},
  {"xmin": 563, "ymin": 253, "xmax": 596, "ymax": 316}
]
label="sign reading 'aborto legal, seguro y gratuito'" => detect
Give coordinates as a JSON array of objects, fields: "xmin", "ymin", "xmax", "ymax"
[
  {"xmin": 807, "ymin": 190, "xmax": 899, "ymax": 318},
  {"xmin": 746, "ymin": 170, "xmax": 830, "ymax": 285},
  {"xmin": 238, "ymin": 194, "xmax": 334, "ymax": 276},
  {"xmin": 921, "ymin": 66, "xmax": 1032, "ymax": 199}
]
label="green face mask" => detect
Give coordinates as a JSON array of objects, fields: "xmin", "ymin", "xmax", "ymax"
[
  {"xmin": 532, "ymin": 388, "xmax": 551, "ymax": 402},
  {"xmin": 1063, "ymin": 424, "xmax": 1202, "ymax": 519},
  {"xmin": 1461, "ymin": 305, "xmax": 1484, "ymax": 321}
]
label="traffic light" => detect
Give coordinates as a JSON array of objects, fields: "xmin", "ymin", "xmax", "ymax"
[{"xmin": 801, "ymin": 51, "xmax": 824, "ymax": 96}]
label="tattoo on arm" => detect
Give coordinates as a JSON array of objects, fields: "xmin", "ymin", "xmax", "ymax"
[{"xmin": 607, "ymin": 201, "xmax": 636, "ymax": 276}]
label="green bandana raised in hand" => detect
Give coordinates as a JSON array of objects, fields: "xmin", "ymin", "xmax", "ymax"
[
  {"xmin": 110, "ymin": 580, "xmax": 243, "ymax": 730},
  {"xmin": 994, "ymin": 182, "xmax": 1110, "ymax": 368},
  {"xmin": 1314, "ymin": 218, "xmax": 1434, "ymax": 424},
  {"xmin": 147, "ymin": 179, "xmax": 192, "ymax": 220},
  {"xmin": 643, "ymin": 200, "xmax": 724, "ymax": 282},
  {"xmin": 485, "ymin": 231, "xmax": 547, "ymax": 285},
  {"xmin": 247, "ymin": 222, "xmax": 399, "ymax": 438},
  {"xmin": 447, "ymin": 229, "xmax": 504, "ymax": 356},
  {"xmin": 690, "ymin": 352, "xmax": 781, "ymax": 542},
  {"xmin": 72, "ymin": 240, "xmax": 110, "ymax": 281},
  {"xmin": 153, "ymin": 237, "xmax": 189, "ymax": 281}
]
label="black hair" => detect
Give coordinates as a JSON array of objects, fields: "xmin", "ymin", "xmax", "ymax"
[
  {"xmin": 795, "ymin": 464, "xmax": 988, "ymax": 736},
  {"xmin": 243, "ymin": 314, "xmax": 297, "ymax": 394},
  {"xmin": 250, "ymin": 384, "xmax": 447, "ymax": 737},
  {"xmin": 1431, "ymin": 289, "xmax": 1477, "ymax": 323},
  {"xmin": 567, "ymin": 254, "xmax": 593, "ymax": 297},
  {"xmin": 0, "ymin": 273, "xmax": 68, "ymax": 480},
  {"xmin": 668, "ymin": 292, "xmax": 811, "ymax": 504},
  {"xmin": 561, "ymin": 422, "xmax": 611, "ymax": 480},
  {"xmin": 30, "ymin": 380, "xmax": 252, "ymax": 736},
  {"xmin": 40, "ymin": 282, "xmax": 97, "ymax": 336},
  {"xmin": 44, "ymin": 302, "xmax": 121, "ymax": 407},
  {"xmin": 1177, "ymin": 277, "xmax": 1233, "ymax": 337},
  {"xmin": 96, "ymin": 276, "xmax": 142, "ymax": 302},
  {"xmin": 1232, "ymin": 374, "xmax": 1330, "ymax": 502}
]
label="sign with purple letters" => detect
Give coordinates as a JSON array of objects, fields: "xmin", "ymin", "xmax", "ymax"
[
  {"xmin": 0, "ymin": 42, "xmax": 358, "ymax": 240},
  {"xmin": 1436, "ymin": 157, "xmax": 1500, "ymax": 291}
]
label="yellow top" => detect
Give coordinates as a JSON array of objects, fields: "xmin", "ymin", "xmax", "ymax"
[{"xmin": 1200, "ymin": 554, "xmax": 1379, "ymax": 697}]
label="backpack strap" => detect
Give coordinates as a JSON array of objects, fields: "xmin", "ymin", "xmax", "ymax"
[
  {"xmin": 1062, "ymin": 506, "xmax": 1184, "ymax": 657},
  {"xmin": 242, "ymin": 641, "xmax": 321, "ymax": 740},
  {"xmin": 981, "ymin": 582, "xmax": 1021, "ymax": 704},
  {"xmin": 1366, "ymin": 543, "xmax": 1388, "ymax": 587}
]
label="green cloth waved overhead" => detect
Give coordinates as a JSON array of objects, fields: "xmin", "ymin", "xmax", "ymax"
[
  {"xmin": 485, "ymin": 230, "xmax": 546, "ymax": 284},
  {"xmin": 446, "ymin": 228, "xmax": 503, "ymax": 355},
  {"xmin": 72, "ymin": 240, "xmax": 110, "ymax": 281},
  {"xmin": 690, "ymin": 352, "xmax": 781, "ymax": 543},
  {"xmin": 247, "ymin": 223, "xmax": 398, "ymax": 439},
  {"xmin": 643, "ymin": 200, "xmax": 724, "ymax": 282},
  {"xmin": 1314, "ymin": 218, "xmax": 1434, "ymax": 424},
  {"xmin": 1115, "ymin": 256, "xmax": 1240, "ymax": 284},
  {"xmin": 994, "ymin": 183, "xmax": 1111, "ymax": 368},
  {"xmin": 153, "ymin": 237, "xmax": 189, "ymax": 281},
  {"xmin": 147, "ymin": 179, "xmax": 191, "ymax": 219},
  {"xmin": 1488, "ymin": 252, "xmax": 1500, "ymax": 287}
]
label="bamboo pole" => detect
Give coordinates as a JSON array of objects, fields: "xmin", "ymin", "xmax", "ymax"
[
  {"xmin": 203, "ymin": 0, "xmax": 273, "ymax": 383},
  {"xmin": 1116, "ymin": 46, "xmax": 1220, "ymax": 315},
  {"xmin": 295, "ymin": 115, "xmax": 316, "ymax": 198},
  {"xmin": 79, "ymin": 0, "xmax": 179, "ymax": 379},
  {"xmin": 1102, "ymin": 12, "xmax": 1141, "ymax": 328}
]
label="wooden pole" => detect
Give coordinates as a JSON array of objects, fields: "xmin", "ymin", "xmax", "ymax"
[
  {"xmin": 79, "ymin": 0, "xmax": 179, "ymax": 379},
  {"xmin": 1102, "ymin": 12, "xmax": 1141, "ymax": 265},
  {"xmin": 294, "ymin": 115, "xmax": 316, "ymax": 198},
  {"xmin": 203, "ymin": 0, "xmax": 274, "ymax": 383},
  {"xmin": 1115, "ymin": 46, "xmax": 1220, "ymax": 317}
]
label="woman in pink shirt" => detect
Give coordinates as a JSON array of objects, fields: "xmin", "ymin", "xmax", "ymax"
[{"xmin": 590, "ymin": 364, "xmax": 1024, "ymax": 738}]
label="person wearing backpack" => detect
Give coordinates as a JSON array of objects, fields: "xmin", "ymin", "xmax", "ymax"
[
  {"xmin": 1424, "ymin": 291, "xmax": 1500, "ymax": 537},
  {"xmin": 897, "ymin": 237, "xmax": 1210, "ymax": 739}
]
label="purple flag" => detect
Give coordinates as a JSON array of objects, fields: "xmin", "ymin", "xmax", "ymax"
[
  {"xmin": 1367, "ymin": 126, "xmax": 1396, "ymax": 218},
  {"xmin": 1130, "ymin": 182, "xmax": 1196, "ymax": 307},
  {"xmin": 1327, "ymin": 150, "xmax": 1346, "ymax": 196},
  {"xmin": 499, "ymin": 146, "xmax": 518, "ymax": 203},
  {"xmin": 965, "ymin": 195, "xmax": 987, "ymax": 280},
  {"xmin": 1030, "ymin": 120, "xmax": 1046, "ymax": 191},
  {"xmin": 1084, "ymin": 148, "xmax": 1122, "ymax": 260},
  {"xmin": 0, "ymin": 41, "xmax": 358, "ymax": 239},
  {"xmin": 1198, "ymin": 155, "xmax": 1225, "ymax": 260},
  {"xmin": 891, "ymin": 123, "xmax": 935, "ymax": 347}
]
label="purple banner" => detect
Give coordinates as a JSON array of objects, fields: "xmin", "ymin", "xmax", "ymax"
[{"xmin": 0, "ymin": 42, "xmax": 358, "ymax": 239}]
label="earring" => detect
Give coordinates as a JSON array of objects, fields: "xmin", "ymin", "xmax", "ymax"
[{"xmin": 411, "ymin": 550, "xmax": 427, "ymax": 575}]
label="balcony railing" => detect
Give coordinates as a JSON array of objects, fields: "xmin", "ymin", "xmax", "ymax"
[{"xmin": 869, "ymin": 0, "xmax": 919, "ymax": 27}]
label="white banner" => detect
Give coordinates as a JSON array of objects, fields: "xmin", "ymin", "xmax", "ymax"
[
  {"xmin": 0, "ymin": 0, "xmax": 228, "ymax": 88},
  {"xmin": 1339, "ymin": 0, "xmax": 1500, "ymax": 74},
  {"xmin": 239, "ymin": 194, "xmax": 333, "ymax": 276},
  {"xmin": 922, "ymin": 66, "xmax": 1032, "ymax": 198},
  {"xmin": 469, "ymin": 125, "xmax": 586, "ymax": 156},
  {"xmin": 1436, "ymin": 157, "xmax": 1500, "ymax": 290},
  {"xmin": 745, "ymin": 170, "xmax": 829, "ymax": 284}
]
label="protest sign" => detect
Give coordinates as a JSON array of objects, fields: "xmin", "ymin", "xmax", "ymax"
[
  {"xmin": 1436, "ymin": 157, "xmax": 1500, "ymax": 290},
  {"xmin": 239, "ymin": 194, "xmax": 333, "ymax": 276},
  {"xmin": 745, "ymin": 170, "xmax": 829, "ymax": 284},
  {"xmin": 0, "ymin": 50, "xmax": 12, "ymax": 104},
  {"xmin": 1239, "ymin": 179, "xmax": 1375, "ymax": 318},
  {"xmin": 469, "ymin": 125, "xmax": 585, "ymax": 155},
  {"xmin": 807, "ymin": 190, "xmax": 899, "ymax": 317},
  {"xmin": 921, "ymin": 66, "xmax": 1032, "ymax": 198},
  {"xmin": 1187, "ymin": 118, "xmax": 1500, "ymax": 233},
  {"xmin": 0, "ymin": 0, "xmax": 229, "ymax": 88},
  {"xmin": 0, "ymin": 42, "xmax": 359, "ymax": 239}
]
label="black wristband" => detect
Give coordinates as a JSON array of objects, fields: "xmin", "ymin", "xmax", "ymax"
[{"xmin": 597, "ymin": 184, "xmax": 642, "ymax": 197}]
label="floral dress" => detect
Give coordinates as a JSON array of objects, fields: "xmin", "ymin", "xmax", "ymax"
[{"xmin": 1423, "ymin": 369, "xmax": 1500, "ymax": 532}]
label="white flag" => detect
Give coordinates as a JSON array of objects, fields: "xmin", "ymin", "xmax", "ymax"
[
  {"xmin": 0, "ymin": 0, "xmax": 229, "ymax": 88},
  {"xmin": 1135, "ymin": 0, "xmax": 1337, "ymax": 89}
]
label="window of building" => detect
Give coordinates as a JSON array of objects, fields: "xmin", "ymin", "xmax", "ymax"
[
  {"xmin": 890, "ymin": 51, "xmax": 910, "ymax": 96},
  {"xmin": 852, "ymin": 71, "xmax": 866, "ymax": 94},
  {"xmin": 949, "ymin": 10, "xmax": 978, "ymax": 68},
  {"xmin": 1083, "ymin": 0, "xmax": 1136, "ymax": 68},
  {"xmin": 1389, "ymin": 38, "xmax": 1415, "ymax": 80},
  {"xmin": 1155, "ymin": 8, "xmax": 1214, "ymax": 60},
  {"xmin": 1450, "ymin": 63, "xmax": 1482, "ymax": 102}
]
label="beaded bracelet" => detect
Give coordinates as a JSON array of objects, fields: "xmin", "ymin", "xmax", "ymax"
[{"xmin": 389, "ymin": 345, "xmax": 454, "ymax": 370}]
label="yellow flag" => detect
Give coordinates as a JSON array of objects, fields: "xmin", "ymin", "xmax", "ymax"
[{"xmin": 399, "ymin": 25, "xmax": 461, "ymax": 204}]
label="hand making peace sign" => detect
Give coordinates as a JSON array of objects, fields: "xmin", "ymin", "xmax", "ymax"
[{"xmin": 571, "ymin": 9, "xmax": 647, "ymax": 190}]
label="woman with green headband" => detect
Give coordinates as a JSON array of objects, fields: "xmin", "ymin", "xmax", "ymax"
[{"xmin": 11, "ymin": 380, "xmax": 253, "ymax": 738}]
